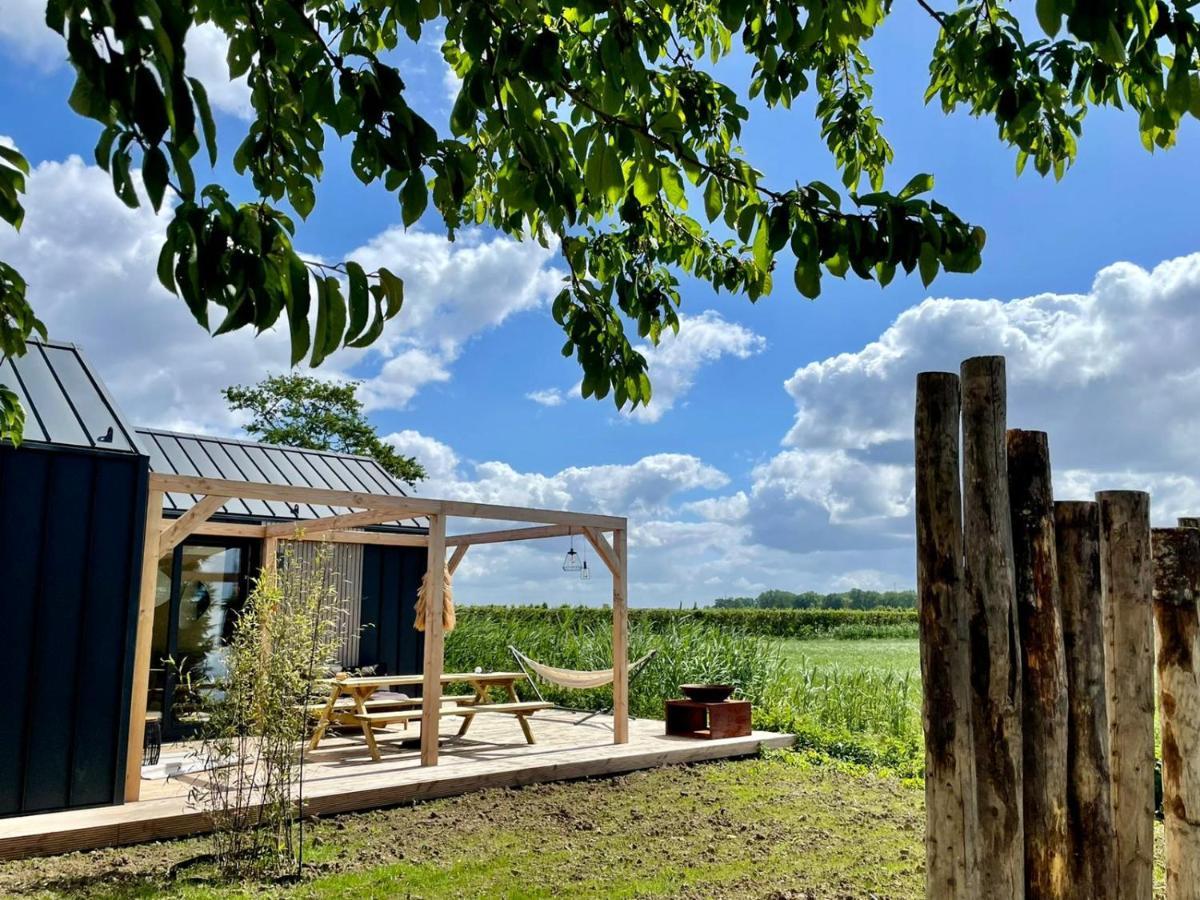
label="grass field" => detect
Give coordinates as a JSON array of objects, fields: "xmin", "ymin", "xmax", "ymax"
[
  {"xmin": 0, "ymin": 755, "xmax": 927, "ymax": 899},
  {"xmin": 780, "ymin": 638, "xmax": 920, "ymax": 678}
]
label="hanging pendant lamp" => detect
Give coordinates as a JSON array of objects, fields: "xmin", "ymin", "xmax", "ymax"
[{"xmin": 562, "ymin": 533, "xmax": 583, "ymax": 572}]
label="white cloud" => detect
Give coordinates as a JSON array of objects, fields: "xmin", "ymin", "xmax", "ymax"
[
  {"xmin": 526, "ymin": 388, "xmax": 565, "ymax": 407},
  {"xmin": 530, "ymin": 310, "xmax": 766, "ymax": 423},
  {"xmin": 628, "ymin": 310, "xmax": 765, "ymax": 423},
  {"xmin": 0, "ymin": 154, "xmax": 563, "ymax": 431},
  {"xmin": 383, "ymin": 429, "xmax": 459, "ymax": 482},
  {"xmin": 184, "ymin": 23, "xmax": 252, "ymax": 120},
  {"xmin": 0, "ymin": 0, "xmax": 63, "ymax": 65},
  {"xmin": 348, "ymin": 226, "xmax": 564, "ymax": 411}
]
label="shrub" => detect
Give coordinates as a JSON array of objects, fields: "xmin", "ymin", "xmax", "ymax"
[{"xmin": 188, "ymin": 545, "xmax": 345, "ymax": 879}]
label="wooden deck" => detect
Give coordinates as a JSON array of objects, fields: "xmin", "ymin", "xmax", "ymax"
[{"xmin": 0, "ymin": 711, "xmax": 792, "ymax": 860}]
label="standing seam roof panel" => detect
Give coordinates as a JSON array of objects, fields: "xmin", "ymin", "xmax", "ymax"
[
  {"xmin": 0, "ymin": 342, "xmax": 142, "ymax": 453},
  {"xmin": 133, "ymin": 427, "xmax": 422, "ymax": 529}
]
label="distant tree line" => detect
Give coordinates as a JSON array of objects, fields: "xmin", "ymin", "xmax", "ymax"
[{"xmin": 711, "ymin": 588, "xmax": 916, "ymax": 610}]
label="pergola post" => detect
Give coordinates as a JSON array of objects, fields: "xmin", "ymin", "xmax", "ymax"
[
  {"xmin": 124, "ymin": 488, "xmax": 164, "ymax": 802},
  {"xmin": 612, "ymin": 526, "xmax": 629, "ymax": 744},
  {"xmin": 420, "ymin": 512, "xmax": 447, "ymax": 766},
  {"xmin": 261, "ymin": 535, "xmax": 279, "ymax": 575}
]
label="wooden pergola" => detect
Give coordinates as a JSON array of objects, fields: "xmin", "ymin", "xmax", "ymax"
[{"xmin": 125, "ymin": 472, "xmax": 630, "ymax": 802}]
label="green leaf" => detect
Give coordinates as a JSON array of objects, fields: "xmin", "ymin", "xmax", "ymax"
[
  {"xmin": 401, "ymin": 172, "xmax": 428, "ymax": 227},
  {"xmin": 156, "ymin": 236, "xmax": 177, "ymax": 295},
  {"xmin": 142, "ymin": 146, "xmax": 169, "ymax": 211},
  {"xmin": 286, "ymin": 257, "xmax": 312, "ymax": 366},
  {"xmin": 585, "ymin": 142, "xmax": 624, "ymax": 206},
  {"xmin": 343, "ymin": 261, "xmax": 369, "ymax": 344},
  {"xmin": 918, "ymin": 242, "xmax": 939, "ymax": 287},
  {"xmin": 0, "ymin": 144, "xmax": 30, "ymax": 175},
  {"xmin": 632, "ymin": 164, "xmax": 661, "ymax": 205},
  {"xmin": 378, "ymin": 268, "xmax": 404, "ymax": 317},
  {"xmin": 793, "ymin": 259, "xmax": 820, "ymax": 298},
  {"xmin": 661, "ymin": 166, "xmax": 686, "ymax": 208},
  {"xmin": 703, "ymin": 176, "xmax": 722, "ymax": 222},
  {"xmin": 311, "ymin": 276, "xmax": 346, "ymax": 366},
  {"xmin": 898, "ymin": 173, "xmax": 934, "ymax": 200},
  {"xmin": 1036, "ymin": 0, "xmax": 1061, "ymax": 37},
  {"xmin": 189, "ymin": 77, "xmax": 218, "ymax": 165}
]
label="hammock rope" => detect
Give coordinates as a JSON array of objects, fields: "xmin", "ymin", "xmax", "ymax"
[{"xmin": 509, "ymin": 646, "xmax": 658, "ymax": 690}]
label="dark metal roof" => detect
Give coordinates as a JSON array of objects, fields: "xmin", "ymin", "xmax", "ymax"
[
  {"xmin": 136, "ymin": 427, "xmax": 423, "ymax": 529},
  {"xmin": 0, "ymin": 340, "xmax": 142, "ymax": 453}
]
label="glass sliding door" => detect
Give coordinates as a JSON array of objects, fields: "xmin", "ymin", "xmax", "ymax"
[{"xmin": 149, "ymin": 538, "xmax": 258, "ymax": 739}]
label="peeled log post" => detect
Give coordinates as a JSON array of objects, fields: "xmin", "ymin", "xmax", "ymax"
[
  {"xmin": 1097, "ymin": 491, "xmax": 1155, "ymax": 900},
  {"xmin": 1152, "ymin": 528, "xmax": 1200, "ymax": 900},
  {"xmin": 960, "ymin": 356, "xmax": 1023, "ymax": 899},
  {"xmin": 1054, "ymin": 501, "xmax": 1117, "ymax": 899},
  {"xmin": 1007, "ymin": 430, "xmax": 1069, "ymax": 899},
  {"xmin": 916, "ymin": 372, "xmax": 979, "ymax": 899}
]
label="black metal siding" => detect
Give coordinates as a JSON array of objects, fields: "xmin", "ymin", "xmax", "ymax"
[
  {"xmin": 358, "ymin": 545, "xmax": 426, "ymax": 680},
  {"xmin": 0, "ymin": 443, "xmax": 148, "ymax": 817}
]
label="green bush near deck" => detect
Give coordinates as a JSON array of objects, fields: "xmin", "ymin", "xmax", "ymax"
[{"xmin": 445, "ymin": 606, "xmax": 924, "ymax": 777}]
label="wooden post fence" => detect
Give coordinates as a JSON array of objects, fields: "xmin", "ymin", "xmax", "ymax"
[
  {"xmin": 915, "ymin": 371, "xmax": 978, "ymax": 898},
  {"xmin": 1097, "ymin": 491, "xmax": 1155, "ymax": 900},
  {"xmin": 1007, "ymin": 430, "xmax": 1068, "ymax": 899},
  {"xmin": 1152, "ymin": 527, "xmax": 1200, "ymax": 900},
  {"xmin": 915, "ymin": 355, "xmax": 1164, "ymax": 899},
  {"xmin": 960, "ymin": 356, "xmax": 1023, "ymax": 899},
  {"xmin": 1053, "ymin": 501, "xmax": 1116, "ymax": 899}
]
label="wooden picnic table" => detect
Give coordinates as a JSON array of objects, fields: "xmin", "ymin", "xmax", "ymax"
[{"xmin": 307, "ymin": 671, "xmax": 553, "ymax": 761}]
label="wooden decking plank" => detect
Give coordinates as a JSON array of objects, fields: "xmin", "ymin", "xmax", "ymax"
[{"xmin": 0, "ymin": 713, "xmax": 792, "ymax": 861}]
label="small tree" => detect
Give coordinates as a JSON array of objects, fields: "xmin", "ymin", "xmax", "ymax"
[
  {"xmin": 189, "ymin": 543, "xmax": 345, "ymax": 880},
  {"xmin": 223, "ymin": 373, "xmax": 425, "ymax": 486}
]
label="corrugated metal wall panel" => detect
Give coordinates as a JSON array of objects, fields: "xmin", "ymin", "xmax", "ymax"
[
  {"xmin": 279, "ymin": 540, "xmax": 365, "ymax": 667},
  {"xmin": 0, "ymin": 443, "xmax": 148, "ymax": 818},
  {"xmin": 358, "ymin": 544, "xmax": 426, "ymax": 679}
]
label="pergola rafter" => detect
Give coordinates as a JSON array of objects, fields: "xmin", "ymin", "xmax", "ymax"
[{"xmin": 124, "ymin": 472, "xmax": 630, "ymax": 802}]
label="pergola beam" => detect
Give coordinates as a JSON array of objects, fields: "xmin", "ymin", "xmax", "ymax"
[
  {"xmin": 158, "ymin": 494, "xmax": 226, "ymax": 556},
  {"xmin": 263, "ymin": 507, "xmax": 405, "ymax": 538},
  {"xmin": 447, "ymin": 543, "xmax": 470, "ymax": 574},
  {"xmin": 582, "ymin": 527, "xmax": 620, "ymax": 577},
  {"xmin": 149, "ymin": 472, "xmax": 624, "ymax": 529},
  {"xmin": 186, "ymin": 519, "xmax": 427, "ymax": 547},
  {"xmin": 446, "ymin": 523, "xmax": 574, "ymax": 547},
  {"xmin": 150, "ymin": 472, "xmax": 429, "ymax": 516}
]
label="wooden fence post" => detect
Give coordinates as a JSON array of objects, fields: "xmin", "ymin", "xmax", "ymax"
[
  {"xmin": 1152, "ymin": 527, "xmax": 1200, "ymax": 900},
  {"xmin": 915, "ymin": 371, "xmax": 978, "ymax": 898},
  {"xmin": 1007, "ymin": 430, "xmax": 1068, "ymax": 899},
  {"xmin": 1096, "ymin": 490, "xmax": 1154, "ymax": 900},
  {"xmin": 1054, "ymin": 501, "xmax": 1117, "ymax": 898},
  {"xmin": 960, "ymin": 356, "xmax": 1023, "ymax": 898}
]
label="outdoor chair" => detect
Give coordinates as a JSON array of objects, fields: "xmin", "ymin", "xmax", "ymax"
[{"xmin": 508, "ymin": 646, "xmax": 659, "ymax": 724}]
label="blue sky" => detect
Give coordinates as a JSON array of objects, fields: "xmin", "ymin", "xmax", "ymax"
[{"xmin": 2, "ymin": 5, "xmax": 1199, "ymax": 605}]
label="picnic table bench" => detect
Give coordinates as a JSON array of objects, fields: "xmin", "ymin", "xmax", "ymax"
[{"xmin": 308, "ymin": 672, "xmax": 552, "ymax": 761}]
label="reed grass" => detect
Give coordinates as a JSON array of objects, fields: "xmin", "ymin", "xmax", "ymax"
[{"xmin": 444, "ymin": 608, "xmax": 923, "ymax": 775}]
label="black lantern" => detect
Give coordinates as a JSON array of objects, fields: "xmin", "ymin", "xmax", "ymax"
[{"xmin": 562, "ymin": 534, "xmax": 583, "ymax": 572}]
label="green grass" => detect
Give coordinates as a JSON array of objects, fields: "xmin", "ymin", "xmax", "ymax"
[
  {"xmin": 780, "ymin": 637, "xmax": 920, "ymax": 678},
  {"xmin": 0, "ymin": 756, "xmax": 928, "ymax": 899}
]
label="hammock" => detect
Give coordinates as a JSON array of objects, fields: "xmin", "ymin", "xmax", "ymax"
[
  {"xmin": 414, "ymin": 566, "xmax": 456, "ymax": 633},
  {"xmin": 509, "ymin": 646, "xmax": 659, "ymax": 723}
]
